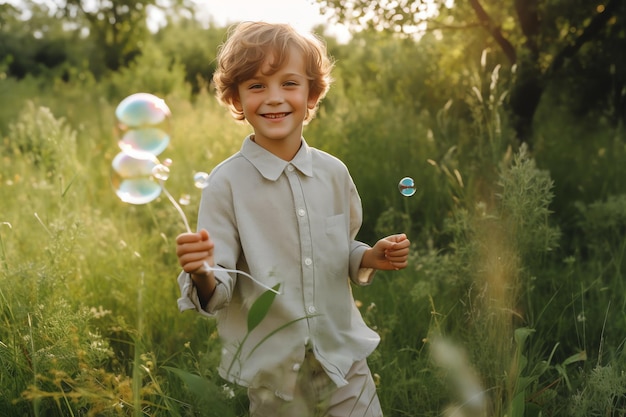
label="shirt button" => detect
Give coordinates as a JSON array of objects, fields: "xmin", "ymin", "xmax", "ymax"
[
  {"xmin": 287, "ymin": 165, "xmax": 295, "ymax": 172},
  {"xmin": 304, "ymin": 257, "xmax": 312, "ymax": 266},
  {"xmin": 292, "ymin": 363, "xmax": 301, "ymax": 372},
  {"xmin": 297, "ymin": 208, "xmax": 306, "ymax": 216},
  {"xmin": 308, "ymin": 305, "xmax": 317, "ymax": 314}
]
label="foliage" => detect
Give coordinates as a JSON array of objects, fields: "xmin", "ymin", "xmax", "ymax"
[
  {"xmin": 5, "ymin": 101, "xmax": 77, "ymax": 176},
  {"xmin": 1, "ymin": 7, "xmax": 626, "ymax": 416},
  {"xmin": 108, "ymin": 38, "xmax": 191, "ymax": 99},
  {"xmin": 569, "ymin": 364, "xmax": 626, "ymax": 417},
  {"xmin": 0, "ymin": 2, "xmax": 88, "ymax": 80},
  {"xmin": 575, "ymin": 194, "xmax": 626, "ymax": 270},
  {"xmin": 57, "ymin": 0, "xmax": 195, "ymax": 74},
  {"xmin": 153, "ymin": 21, "xmax": 226, "ymax": 94},
  {"xmin": 317, "ymin": 0, "xmax": 626, "ymax": 145}
]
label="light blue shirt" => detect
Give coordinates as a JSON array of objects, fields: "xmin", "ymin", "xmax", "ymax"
[{"xmin": 178, "ymin": 136, "xmax": 379, "ymax": 400}]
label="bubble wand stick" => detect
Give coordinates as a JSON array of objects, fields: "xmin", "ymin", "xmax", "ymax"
[
  {"xmin": 113, "ymin": 93, "xmax": 279, "ymax": 295},
  {"xmin": 152, "ymin": 164, "xmax": 280, "ymax": 295}
]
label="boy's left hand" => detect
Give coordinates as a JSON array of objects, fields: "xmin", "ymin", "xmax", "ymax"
[{"xmin": 364, "ymin": 233, "xmax": 410, "ymax": 270}]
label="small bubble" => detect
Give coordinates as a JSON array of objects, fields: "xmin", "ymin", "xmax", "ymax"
[
  {"xmin": 398, "ymin": 177, "xmax": 416, "ymax": 197},
  {"xmin": 179, "ymin": 194, "xmax": 191, "ymax": 206},
  {"xmin": 193, "ymin": 172, "xmax": 210, "ymax": 189},
  {"xmin": 152, "ymin": 164, "xmax": 170, "ymax": 181}
]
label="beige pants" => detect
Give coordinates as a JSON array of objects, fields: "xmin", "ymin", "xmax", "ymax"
[{"xmin": 248, "ymin": 354, "xmax": 383, "ymax": 417}]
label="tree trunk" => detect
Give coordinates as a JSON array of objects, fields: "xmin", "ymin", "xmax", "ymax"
[{"xmin": 508, "ymin": 60, "xmax": 543, "ymax": 147}]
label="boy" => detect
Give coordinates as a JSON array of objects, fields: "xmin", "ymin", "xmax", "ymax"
[{"xmin": 176, "ymin": 22, "xmax": 410, "ymax": 417}]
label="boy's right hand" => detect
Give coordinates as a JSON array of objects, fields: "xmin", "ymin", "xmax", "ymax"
[{"xmin": 176, "ymin": 229, "xmax": 215, "ymax": 275}]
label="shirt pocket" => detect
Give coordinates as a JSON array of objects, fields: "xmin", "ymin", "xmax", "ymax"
[{"xmin": 323, "ymin": 214, "xmax": 350, "ymax": 265}]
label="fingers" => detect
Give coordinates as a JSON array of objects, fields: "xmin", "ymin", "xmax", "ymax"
[
  {"xmin": 381, "ymin": 234, "xmax": 410, "ymax": 253},
  {"xmin": 383, "ymin": 235, "xmax": 410, "ymax": 270},
  {"xmin": 384, "ymin": 250, "xmax": 408, "ymax": 267},
  {"xmin": 178, "ymin": 250, "xmax": 212, "ymax": 272},
  {"xmin": 176, "ymin": 229, "xmax": 208, "ymax": 245},
  {"xmin": 385, "ymin": 233, "xmax": 407, "ymax": 243},
  {"xmin": 176, "ymin": 229, "xmax": 214, "ymax": 273}
]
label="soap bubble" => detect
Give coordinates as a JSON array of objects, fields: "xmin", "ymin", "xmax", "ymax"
[
  {"xmin": 179, "ymin": 194, "xmax": 191, "ymax": 206},
  {"xmin": 398, "ymin": 177, "xmax": 416, "ymax": 197},
  {"xmin": 111, "ymin": 152, "xmax": 161, "ymax": 205},
  {"xmin": 115, "ymin": 93, "xmax": 171, "ymax": 157},
  {"xmin": 193, "ymin": 172, "xmax": 210, "ymax": 189},
  {"xmin": 116, "ymin": 93, "xmax": 170, "ymax": 127},
  {"xmin": 152, "ymin": 163, "xmax": 170, "ymax": 181}
]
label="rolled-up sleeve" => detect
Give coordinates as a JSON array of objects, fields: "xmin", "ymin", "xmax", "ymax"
[
  {"xmin": 177, "ymin": 270, "xmax": 232, "ymax": 316},
  {"xmin": 347, "ymin": 174, "xmax": 375, "ymax": 285},
  {"xmin": 349, "ymin": 241, "xmax": 375, "ymax": 285},
  {"xmin": 176, "ymin": 158, "xmax": 242, "ymax": 316}
]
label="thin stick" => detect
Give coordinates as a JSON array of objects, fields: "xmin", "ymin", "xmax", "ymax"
[
  {"xmin": 159, "ymin": 180, "xmax": 280, "ymax": 295},
  {"xmin": 159, "ymin": 181, "xmax": 192, "ymax": 233}
]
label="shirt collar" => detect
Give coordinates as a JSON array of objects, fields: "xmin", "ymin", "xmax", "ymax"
[{"xmin": 240, "ymin": 135, "xmax": 314, "ymax": 181}]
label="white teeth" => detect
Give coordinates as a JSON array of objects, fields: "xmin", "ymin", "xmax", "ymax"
[{"xmin": 265, "ymin": 113, "xmax": 286, "ymax": 119}]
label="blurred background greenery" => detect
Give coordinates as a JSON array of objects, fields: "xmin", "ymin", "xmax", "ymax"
[{"xmin": 1, "ymin": 0, "xmax": 626, "ymax": 416}]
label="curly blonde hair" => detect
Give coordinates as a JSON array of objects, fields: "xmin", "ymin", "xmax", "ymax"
[{"xmin": 212, "ymin": 22, "xmax": 334, "ymax": 123}]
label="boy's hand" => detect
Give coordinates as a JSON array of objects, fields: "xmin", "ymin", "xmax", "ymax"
[
  {"xmin": 177, "ymin": 229, "xmax": 217, "ymax": 306},
  {"xmin": 176, "ymin": 229, "xmax": 215, "ymax": 275},
  {"xmin": 362, "ymin": 233, "xmax": 410, "ymax": 271}
]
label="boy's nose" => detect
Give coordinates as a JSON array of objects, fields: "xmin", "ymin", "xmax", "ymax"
[
  {"xmin": 266, "ymin": 95, "xmax": 285, "ymax": 105},
  {"xmin": 265, "ymin": 86, "xmax": 285, "ymax": 105}
]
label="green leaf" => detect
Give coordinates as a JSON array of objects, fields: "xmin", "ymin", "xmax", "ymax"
[
  {"xmin": 509, "ymin": 389, "xmax": 526, "ymax": 417},
  {"xmin": 162, "ymin": 366, "xmax": 217, "ymax": 398},
  {"xmin": 163, "ymin": 366, "xmax": 235, "ymax": 417},
  {"xmin": 247, "ymin": 284, "xmax": 281, "ymax": 333},
  {"xmin": 561, "ymin": 350, "xmax": 587, "ymax": 366},
  {"xmin": 514, "ymin": 327, "xmax": 535, "ymax": 347}
]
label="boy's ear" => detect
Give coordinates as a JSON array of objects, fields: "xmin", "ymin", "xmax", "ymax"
[
  {"xmin": 307, "ymin": 94, "xmax": 320, "ymax": 109},
  {"xmin": 233, "ymin": 97, "xmax": 243, "ymax": 112}
]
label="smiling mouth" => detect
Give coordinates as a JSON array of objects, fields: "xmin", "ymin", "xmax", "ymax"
[{"xmin": 263, "ymin": 112, "xmax": 289, "ymax": 119}]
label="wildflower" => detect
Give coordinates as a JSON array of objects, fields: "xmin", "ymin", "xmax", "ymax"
[
  {"xmin": 373, "ymin": 373, "xmax": 381, "ymax": 387},
  {"xmin": 222, "ymin": 384, "xmax": 235, "ymax": 399}
]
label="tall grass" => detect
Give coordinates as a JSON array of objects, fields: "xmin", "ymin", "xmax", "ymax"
[{"xmin": 2, "ymin": 47, "xmax": 626, "ymax": 416}]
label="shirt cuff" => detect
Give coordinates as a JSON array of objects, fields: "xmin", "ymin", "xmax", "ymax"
[
  {"xmin": 177, "ymin": 271, "xmax": 229, "ymax": 316},
  {"xmin": 349, "ymin": 242, "xmax": 376, "ymax": 285},
  {"xmin": 356, "ymin": 267, "xmax": 376, "ymax": 285}
]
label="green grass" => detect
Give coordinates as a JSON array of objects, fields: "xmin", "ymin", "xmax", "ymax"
[{"xmin": 2, "ymin": 66, "xmax": 626, "ymax": 416}]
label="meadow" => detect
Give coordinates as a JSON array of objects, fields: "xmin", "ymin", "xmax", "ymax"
[{"xmin": 2, "ymin": 29, "xmax": 626, "ymax": 417}]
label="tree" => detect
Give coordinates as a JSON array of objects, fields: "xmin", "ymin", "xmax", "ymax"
[
  {"xmin": 153, "ymin": 19, "xmax": 227, "ymax": 94},
  {"xmin": 2, "ymin": 0, "xmax": 196, "ymax": 76},
  {"xmin": 317, "ymin": 0, "xmax": 625, "ymax": 147},
  {"xmin": 0, "ymin": 2, "xmax": 82, "ymax": 79}
]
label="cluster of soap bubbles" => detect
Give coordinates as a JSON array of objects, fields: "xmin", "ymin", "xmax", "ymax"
[{"xmin": 110, "ymin": 93, "xmax": 210, "ymax": 230}]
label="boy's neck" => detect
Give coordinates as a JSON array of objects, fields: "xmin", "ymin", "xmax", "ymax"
[{"xmin": 251, "ymin": 134, "xmax": 303, "ymax": 161}]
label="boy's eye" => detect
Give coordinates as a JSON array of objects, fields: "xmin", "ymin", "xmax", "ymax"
[
  {"xmin": 283, "ymin": 81, "xmax": 298, "ymax": 87},
  {"xmin": 248, "ymin": 83, "xmax": 263, "ymax": 90}
]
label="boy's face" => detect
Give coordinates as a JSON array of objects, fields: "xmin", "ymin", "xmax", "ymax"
[{"xmin": 234, "ymin": 47, "xmax": 318, "ymax": 148}]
